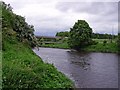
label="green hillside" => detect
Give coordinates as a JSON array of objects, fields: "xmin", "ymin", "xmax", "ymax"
[{"xmin": 1, "ymin": 2, "xmax": 73, "ymax": 89}]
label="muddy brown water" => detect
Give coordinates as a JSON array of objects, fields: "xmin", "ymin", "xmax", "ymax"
[{"xmin": 33, "ymin": 47, "xmax": 119, "ymax": 88}]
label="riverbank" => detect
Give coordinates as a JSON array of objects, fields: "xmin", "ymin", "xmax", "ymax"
[
  {"xmin": 2, "ymin": 35, "xmax": 74, "ymax": 88},
  {"xmin": 33, "ymin": 47, "xmax": 118, "ymax": 88},
  {"xmin": 83, "ymin": 42, "xmax": 118, "ymax": 53},
  {"xmin": 40, "ymin": 42, "xmax": 69, "ymax": 49},
  {"xmin": 40, "ymin": 39, "xmax": 118, "ymax": 53},
  {"xmin": 2, "ymin": 2, "xmax": 74, "ymax": 88}
]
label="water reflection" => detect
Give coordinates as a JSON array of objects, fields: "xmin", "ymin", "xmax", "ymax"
[
  {"xmin": 67, "ymin": 51, "xmax": 90, "ymax": 70},
  {"xmin": 33, "ymin": 47, "xmax": 118, "ymax": 88}
]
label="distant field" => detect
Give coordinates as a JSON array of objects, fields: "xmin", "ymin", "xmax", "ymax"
[
  {"xmin": 40, "ymin": 42, "xmax": 69, "ymax": 49},
  {"xmin": 84, "ymin": 39, "xmax": 118, "ymax": 53},
  {"xmin": 92, "ymin": 39, "xmax": 116, "ymax": 43},
  {"xmin": 39, "ymin": 38, "xmax": 118, "ymax": 53}
]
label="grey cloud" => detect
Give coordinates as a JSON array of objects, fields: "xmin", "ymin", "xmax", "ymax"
[
  {"xmin": 34, "ymin": 26, "xmax": 69, "ymax": 36},
  {"xmin": 5, "ymin": 0, "xmax": 49, "ymax": 9},
  {"xmin": 118, "ymin": 1, "xmax": 120, "ymax": 33},
  {"xmin": 4, "ymin": 0, "xmax": 118, "ymax": 36},
  {"xmin": 56, "ymin": 2, "xmax": 118, "ymax": 35},
  {"xmin": 26, "ymin": 15, "xmax": 72, "ymax": 30},
  {"xmin": 29, "ymin": 2, "xmax": 118, "ymax": 35},
  {"xmin": 56, "ymin": 2, "xmax": 118, "ymax": 15}
]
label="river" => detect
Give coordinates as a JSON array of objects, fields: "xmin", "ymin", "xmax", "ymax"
[{"xmin": 33, "ymin": 47, "xmax": 119, "ymax": 88}]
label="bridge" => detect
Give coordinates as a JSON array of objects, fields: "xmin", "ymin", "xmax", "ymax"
[
  {"xmin": 36, "ymin": 36, "xmax": 61, "ymax": 39},
  {"xmin": 36, "ymin": 36, "xmax": 62, "ymax": 44}
]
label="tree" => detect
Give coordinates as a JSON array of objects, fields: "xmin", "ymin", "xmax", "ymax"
[
  {"xmin": 103, "ymin": 40, "xmax": 107, "ymax": 46},
  {"xmin": 118, "ymin": 33, "xmax": 120, "ymax": 53},
  {"xmin": 68, "ymin": 20, "xmax": 92, "ymax": 50},
  {"xmin": 56, "ymin": 31, "xmax": 69, "ymax": 37},
  {"xmin": 2, "ymin": 1, "xmax": 39, "ymax": 48}
]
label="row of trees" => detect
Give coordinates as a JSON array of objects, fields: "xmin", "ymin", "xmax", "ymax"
[
  {"xmin": 92, "ymin": 33, "xmax": 117, "ymax": 39},
  {"xmin": 56, "ymin": 30, "xmax": 117, "ymax": 39},
  {"xmin": 2, "ymin": 1, "xmax": 39, "ymax": 47},
  {"xmin": 56, "ymin": 31, "xmax": 69, "ymax": 37},
  {"xmin": 56, "ymin": 20, "xmax": 119, "ymax": 51},
  {"xmin": 118, "ymin": 33, "xmax": 120, "ymax": 53}
]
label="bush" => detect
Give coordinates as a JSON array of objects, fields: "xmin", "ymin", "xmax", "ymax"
[
  {"xmin": 103, "ymin": 40, "xmax": 107, "ymax": 46},
  {"xmin": 118, "ymin": 33, "xmax": 120, "ymax": 53},
  {"xmin": 68, "ymin": 20, "xmax": 93, "ymax": 50}
]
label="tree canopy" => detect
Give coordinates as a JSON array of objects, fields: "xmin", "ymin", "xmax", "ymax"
[
  {"xmin": 118, "ymin": 33, "xmax": 120, "ymax": 53},
  {"xmin": 68, "ymin": 20, "xmax": 92, "ymax": 50},
  {"xmin": 1, "ymin": 1, "xmax": 39, "ymax": 47},
  {"xmin": 56, "ymin": 31, "xmax": 69, "ymax": 37}
]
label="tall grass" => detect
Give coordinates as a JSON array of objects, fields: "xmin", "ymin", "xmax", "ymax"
[
  {"xmin": 40, "ymin": 39, "xmax": 118, "ymax": 53},
  {"xmin": 2, "ymin": 34, "xmax": 73, "ymax": 88},
  {"xmin": 41, "ymin": 42, "xmax": 69, "ymax": 49},
  {"xmin": 84, "ymin": 39, "xmax": 118, "ymax": 53},
  {"xmin": 0, "ymin": 51, "xmax": 2, "ymax": 89}
]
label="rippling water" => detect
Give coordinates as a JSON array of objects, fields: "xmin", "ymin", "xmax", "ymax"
[{"xmin": 33, "ymin": 47, "xmax": 118, "ymax": 88}]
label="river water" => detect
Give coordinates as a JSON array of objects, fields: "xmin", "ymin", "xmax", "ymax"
[{"xmin": 33, "ymin": 47, "xmax": 119, "ymax": 88}]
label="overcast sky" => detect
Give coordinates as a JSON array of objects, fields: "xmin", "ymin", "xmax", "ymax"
[{"xmin": 3, "ymin": 0, "xmax": 119, "ymax": 36}]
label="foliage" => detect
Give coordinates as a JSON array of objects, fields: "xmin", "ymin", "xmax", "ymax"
[
  {"xmin": 118, "ymin": 33, "xmax": 120, "ymax": 53},
  {"xmin": 92, "ymin": 33, "xmax": 117, "ymax": 39},
  {"xmin": 2, "ymin": 1, "xmax": 73, "ymax": 88},
  {"xmin": 39, "ymin": 37, "xmax": 45, "ymax": 45},
  {"xmin": 56, "ymin": 31, "xmax": 69, "ymax": 37},
  {"xmin": 1, "ymin": 1, "xmax": 39, "ymax": 48},
  {"xmin": 103, "ymin": 40, "xmax": 107, "ymax": 46},
  {"xmin": 84, "ymin": 39, "xmax": 118, "ymax": 53},
  {"xmin": 40, "ymin": 38, "xmax": 118, "ymax": 53},
  {"xmin": 56, "ymin": 31, "xmax": 117, "ymax": 40},
  {"xmin": 39, "ymin": 37, "xmax": 69, "ymax": 49},
  {"xmin": 40, "ymin": 42, "xmax": 69, "ymax": 49},
  {"xmin": 2, "ymin": 34, "xmax": 73, "ymax": 88},
  {"xmin": 68, "ymin": 20, "xmax": 92, "ymax": 50}
]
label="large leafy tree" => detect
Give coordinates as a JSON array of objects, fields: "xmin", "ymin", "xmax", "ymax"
[
  {"xmin": 1, "ymin": 1, "xmax": 39, "ymax": 47},
  {"xmin": 118, "ymin": 33, "xmax": 120, "ymax": 53},
  {"xmin": 68, "ymin": 20, "xmax": 92, "ymax": 50}
]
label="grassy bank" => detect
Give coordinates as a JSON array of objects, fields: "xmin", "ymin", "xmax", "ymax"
[
  {"xmin": 2, "ymin": 33, "xmax": 73, "ymax": 88},
  {"xmin": 2, "ymin": 2, "xmax": 74, "ymax": 88},
  {"xmin": 40, "ymin": 39, "xmax": 118, "ymax": 53},
  {"xmin": 83, "ymin": 39, "xmax": 118, "ymax": 53},
  {"xmin": 41, "ymin": 42, "xmax": 69, "ymax": 49},
  {"xmin": 0, "ymin": 51, "xmax": 2, "ymax": 89}
]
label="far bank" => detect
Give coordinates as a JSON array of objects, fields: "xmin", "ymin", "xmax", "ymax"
[{"xmin": 39, "ymin": 39, "xmax": 118, "ymax": 53}]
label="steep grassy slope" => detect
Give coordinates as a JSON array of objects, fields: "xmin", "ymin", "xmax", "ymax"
[
  {"xmin": 2, "ymin": 2, "xmax": 73, "ymax": 89},
  {"xmin": 2, "ymin": 32, "xmax": 73, "ymax": 88}
]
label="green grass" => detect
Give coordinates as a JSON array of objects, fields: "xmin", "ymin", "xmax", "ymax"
[
  {"xmin": 0, "ymin": 51, "xmax": 2, "ymax": 89},
  {"xmin": 40, "ymin": 39, "xmax": 118, "ymax": 53},
  {"xmin": 2, "ymin": 35, "xmax": 73, "ymax": 88},
  {"xmin": 41, "ymin": 42, "xmax": 69, "ymax": 49},
  {"xmin": 92, "ymin": 39, "xmax": 116, "ymax": 43},
  {"xmin": 82, "ymin": 39, "xmax": 118, "ymax": 53},
  {"xmin": 84, "ymin": 39, "xmax": 118, "ymax": 53},
  {"xmin": 84, "ymin": 41, "xmax": 118, "ymax": 53},
  {"xmin": 0, "ymin": 29, "xmax": 2, "ymax": 89}
]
